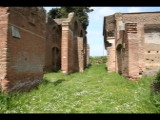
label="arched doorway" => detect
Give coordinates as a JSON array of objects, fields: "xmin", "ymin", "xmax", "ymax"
[
  {"xmin": 73, "ymin": 21, "xmax": 79, "ymax": 71},
  {"xmin": 52, "ymin": 47, "xmax": 60, "ymax": 71},
  {"xmin": 116, "ymin": 44, "xmax": 122, "ymax": 74}
]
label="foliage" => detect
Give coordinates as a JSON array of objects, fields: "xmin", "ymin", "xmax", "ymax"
[
  {"xmin": 0, "ymin": 64, "xmax": 158, "ymax": 113},
  {"xmin": 150, "ymin": 70, "xmax": 160, "ymax": 112},
  {"xmin": 154, "ymin": 70, "xmax": 160, "ymax": 85},
  {"xmin": 48, "ymin": 7, "xmax": 93, "ymax": 30}
]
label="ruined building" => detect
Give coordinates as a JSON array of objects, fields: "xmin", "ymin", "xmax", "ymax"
[
  {"xmin": 0, "ymin": 7, "xmax": 89, "ymax": 92},
  {"xmin": 103, "ymin": 12, "xmax": 160, "ymax": 80}
]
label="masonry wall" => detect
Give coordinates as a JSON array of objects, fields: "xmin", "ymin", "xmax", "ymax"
[
  {"xmin": 143, "ymin": 24, "xmax": 160, "ymax": 76},
  {"xmin": 104, "ymin": 12, "xmax": 160, "ymax": 80},
  {"xmin": 45, "ymin": 16, "xmax": 61, "ymax": 72},
  {"xmin": 122, "ymin": 13, "xmax": 160, "ymax": 78},
  {"xmin": 123, "ymin": 12, "xmax": 160, "ymax": 24},
  {"xmin": 0, "ymin": 8, "xmax": 89, "ymax": 92},
  {"xmin": 0, "ymin": 7, "xmax": 46, "ymax": 92},
  {"xmin": 125, "ymin": 23, "xmax": 140, "ymax": 80},
  {"xmin": 61, "ymin": 13, "xmax": 87, "ymax": 74},
  {"xmin": 104, "ymin": 15, "xmax": 116, "ymax": 72},
  {"xmin": 86, "ymin": 44, "xmax": 90, "ymax": 67},
  {"xmin": 82, "ymin": 36, "xmax": 88, "ymax": 68},
  {"xmin": 107, "ymin": 38, "xmax": 116, "ymax": 72}
]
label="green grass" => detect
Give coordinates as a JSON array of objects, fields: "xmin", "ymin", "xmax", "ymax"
[
  {"xmin": 0, "ymin": 64, "xmax": 159, "ymax": 113},
  {"xmin": 89, "ymin": 56, "xmax": 107, "ymax": 65}
]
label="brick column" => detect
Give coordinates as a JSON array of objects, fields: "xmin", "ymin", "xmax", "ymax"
[
  {"xmin": 77, "ymin": 37, "xmax": 84, "ymax": 72},
  {"xmin": 61, "ymin": 21, "xmax": 70, "ymax": 73},
  {"xmin": 126, "ymin": 23, "xmax": 139, "ymax": 80},
  {"xmin": 107, "ymin": 38, "xmax": 116, "ymax": 72},
  {"xmin": 87, "ymin": 44, "xmax": 90, "ymax": 66},
  {"xmin": 115, "ymin": 13, "xmax": 123, "ymax": 73},
  {"xmin": 0, "ymin": 7, "xmax": 9, "ymax": 92}
]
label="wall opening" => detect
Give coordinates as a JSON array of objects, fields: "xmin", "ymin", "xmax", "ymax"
[
  {"xmin": 73, "ymin": 21, "xmax": 78, "ymax": 37},
  {"xmin": 73, "ymin": 21, "xmax": 79, "ymax": 71},
  {"xmin": 116, "ymin": 44, "xmax": 122, "ymax": 74},
  {"xmin": 80, "ymin": 30, "xmax": 83, "ymax": 37},
  {"xmin": 52, "ymin": 47, "xmax": 60, "ymax": 72}
]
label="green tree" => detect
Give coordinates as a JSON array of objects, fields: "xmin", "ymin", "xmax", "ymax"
[{"xmin": 48, "ymin": 7, "xmax": 93, "ymax": 30}]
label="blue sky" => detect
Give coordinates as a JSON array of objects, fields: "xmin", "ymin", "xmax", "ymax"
[{"xmin": 44, "ymin": 7, "xmax": 160, "ymax": 56}]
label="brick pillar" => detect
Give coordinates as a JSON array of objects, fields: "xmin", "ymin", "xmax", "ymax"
[
  {"xmin": 0, "ymin": 7, "xmax": 9, "ymax": 92},
  {"xmin": 87, "ymin": 44, "xmax": 90, "ymax": 66},
  {"xmin": 137, "ymin": 24, "xmax": 145, "ymax": 77},
  {"xmin": 107, "ymin": 38, "xmax": 116, "ymax": 72},
  {"xmin": 61, "ymin": 21, "xmax": 70, "ymax": 73},
  {"xmin": 126, "ymin": 23, "xmax": 139, "ymax": 80},
  {"xmin": 115, "ymin": 13, "xmax": 123, "ymax": 73},
  {"xmin": 77, "ymin": 37, "xmax": 84, "ymax": 72}
]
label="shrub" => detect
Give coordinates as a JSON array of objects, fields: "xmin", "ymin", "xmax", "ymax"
[{"xmin": 154, "ymin": 70, "xmax": 160, "ymax": 85}]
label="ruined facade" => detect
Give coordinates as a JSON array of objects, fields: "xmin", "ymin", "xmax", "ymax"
[
  {"xmin": 57, "ymin": 13, "xmax": 89, "ymax": 73},
  {"xmin": 44, "ymin": 15, "xmax": 62, "ymax": 72},
  {"xmin": 0, "ymin": 7, "xmax": 89, "ymax": 92},
  {"xmin": 103, "ymin": 12, "xmax": 160, "ymax": 80}
]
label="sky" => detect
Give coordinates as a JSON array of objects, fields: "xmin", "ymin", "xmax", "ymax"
[{"xmin": 44, "ymin": 7, "xmax": 160, "ymax": 56}]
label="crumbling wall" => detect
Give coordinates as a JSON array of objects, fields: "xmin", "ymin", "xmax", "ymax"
[
  {"xmin": 123, "ymin": 12, "xmax": 160, "ymax": 78},
  {"xmin": 144, "ymin": 24, "xmax": 160, "ymax": 76},
  {"xmin": 123, "ymin": 12, "xmax": 160, "ymax": 24},
  {"xmin": 45, "ymin": 15, "xmax": 61, "ymax": 72},
  {"xmin": 104, "ymin": 15, "xmax": 116, "ymax": 72},
  {"xmin": 61, "ymin": 12, "xmax": 87, "ymax": 74},
  {"xmin": 0, "ymin": 8, "xmax": 88, "ymax": 93},
  {"xmin": 1, "ymin": 7, "xmax": 46, "ymax": 92},
  {"xmin": 104, "ymin": 12, "xmax": 160, "ymax": 80}
]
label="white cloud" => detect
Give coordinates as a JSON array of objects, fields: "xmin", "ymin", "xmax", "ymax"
[{"xmin": 128, "ymin": 7, "xmax": 141, "ymax": 13}]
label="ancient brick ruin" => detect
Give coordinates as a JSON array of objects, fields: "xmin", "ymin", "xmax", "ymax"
[
  {"xmin": 103, "ymin": 12, "xmax": 160, "ymax": 80},
  {"xmin": 0, "ymin": 7, "xmax": 89, "ymax": 92}
]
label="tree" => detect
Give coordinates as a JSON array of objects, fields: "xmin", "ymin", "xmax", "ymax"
[{"xmin": 48, "ymin": 7, "xmax": 93, "ymax": 30}]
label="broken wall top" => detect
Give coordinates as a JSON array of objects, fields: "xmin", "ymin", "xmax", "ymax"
[
  {"xmin": 9, "ymin": 7, "xmax": 46, "ymax": 20},
  {"xmin": 122, "ymin": 12, "xmax": 160, "ymax": 24},
  {"xmin": 55, "ymin": 12, "xmax": 85, "ymax": 38}
]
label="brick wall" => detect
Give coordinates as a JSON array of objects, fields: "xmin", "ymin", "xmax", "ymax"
[
  {"xmin": 61, "ymin": 13, "xmax": 88, "ymax": 74},
  {"xmin": 144, "ymin": 24, "xmax": 160, "ymax": 76},
  {"xmin": 0, "ymin": 8, "xmax": 89, "ymax": 92},
  {"xmin": 45, "ymin": 16, "xmax": 61, "ymax": 72},
  {"xmin": 0, "ymin": 7, "xmax": 46, "ymax": 92},
  {"xmin": 104, "ymin": 12, "xmax": 160, "ymax": 80}
]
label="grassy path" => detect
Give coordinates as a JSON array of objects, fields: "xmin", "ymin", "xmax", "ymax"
[{"xmin": 0, "ymin": 64, "xmax": 159, "ymax": 113}]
